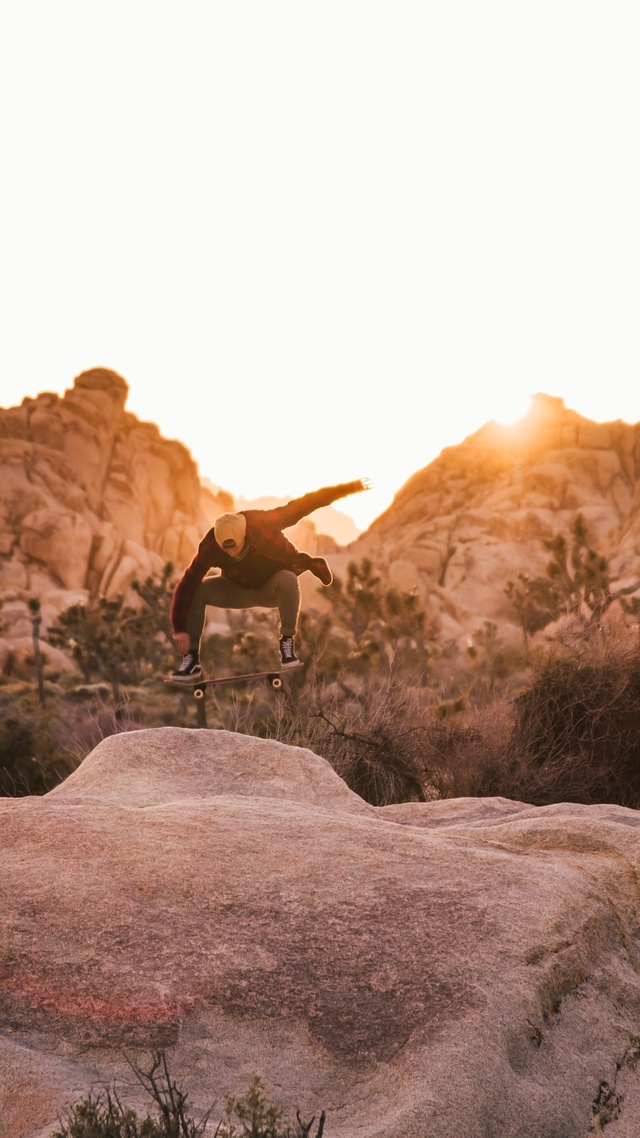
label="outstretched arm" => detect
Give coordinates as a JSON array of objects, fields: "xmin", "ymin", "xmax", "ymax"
[{"xmin": 260, "ymin": 479, "xmax": 371, "ymax": 529}]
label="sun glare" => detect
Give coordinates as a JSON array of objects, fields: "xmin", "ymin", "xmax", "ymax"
[{"xmin": 492, "ymin": 393, "xmax": 533, "ymax": 429}]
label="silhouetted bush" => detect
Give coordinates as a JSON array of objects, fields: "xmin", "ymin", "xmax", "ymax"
[
  {"xmin": 506, "ymin": 640, "xmax": 640, "ymax": 807},
  {"xmin": 0, "ymin": 711, "xmax": 76, "ymax": 796}
]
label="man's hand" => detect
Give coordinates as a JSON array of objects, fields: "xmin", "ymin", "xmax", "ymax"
[{"xmin": 174, "ymin": 632, "xmax": 191, "ymax": 655}]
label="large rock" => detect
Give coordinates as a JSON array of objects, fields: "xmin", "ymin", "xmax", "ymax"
[
  {"xmin": 0, "ymin": 370, "xmax": 233, "ymax": 657},
  {"xmin": 2, "ymin": 729, "xmax": 640, "ymax": 1137},
  {"xmin": 351, "ymin": 394, "xmax": 640, "ymax": 649}
]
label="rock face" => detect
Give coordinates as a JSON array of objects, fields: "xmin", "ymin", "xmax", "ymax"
[
  {"xmin": 0, "ymin": 372, "xmax": 356, "ymax": 670},
  {"xmin": 0, "ymin": 370, "xmax": 232, "ymax": 649},
  {"xmin": 348, "ymin": 394, "xmax": 640, "ymax": 648},
  {"xmin": 2, "ymin": 728, "xmax": 640, "ymax": 1137}
]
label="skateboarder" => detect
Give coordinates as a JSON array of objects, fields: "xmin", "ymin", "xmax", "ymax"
[{"xmin": 169, "ymin": 479, "xmax": 370, "ymax": 681}]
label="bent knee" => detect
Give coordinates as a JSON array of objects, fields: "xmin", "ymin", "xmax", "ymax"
[
  {"xmin": 273, "ymin": 569, "xmax": 299, "ymax": 589},
  {"xmin": 270, "ymin": 570, "xmax": 300, "ymax": 599}
]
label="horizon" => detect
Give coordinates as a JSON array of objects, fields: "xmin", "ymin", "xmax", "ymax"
[
  {"xmin": 1, "ymin": 2, "xmax": 639, "ymax": 530},
  {"xmin": 3, "ymin": 374, "xmax": 639, "ymax": 534}
]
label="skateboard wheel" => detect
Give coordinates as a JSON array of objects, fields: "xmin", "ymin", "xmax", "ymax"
[
  {"xmin": 193, "ymin": 686, "xmax": 205, "ymax": 700},
  {"xmin": 271, "ymin": 676, "xmax": 283, "ymax": 690}
]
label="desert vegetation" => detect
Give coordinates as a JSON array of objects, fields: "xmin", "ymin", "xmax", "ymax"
[
  {"xmin": 3, "ymin": 533, "xmax": 640, "ymax": 811},
  {"xmin": 52, "ymin": 1051, "xmax": 325, "ymax": 1138}
]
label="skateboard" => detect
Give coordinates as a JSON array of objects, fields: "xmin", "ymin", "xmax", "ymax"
[{"xmin": 165, "ymin": 663, "xmax": 302, "ymax": 699}]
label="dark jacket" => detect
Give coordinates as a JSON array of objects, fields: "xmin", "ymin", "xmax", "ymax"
[{"xmin": 170, "ymin": 480, "xmax": 363, "ymax": 633}]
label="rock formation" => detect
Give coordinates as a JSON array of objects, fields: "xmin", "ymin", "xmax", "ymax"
[
  {"xmin": 347, "ymin": 394, "xmax": 640, "ymax": 649},
  {"xmin": 0, "ymin": 369, "xmax": 233, "ymax": 655},
  {"xmin": 0, "ymin": 373, "xmax": 354, "ymax": 673},
  {"xmin": 2, "ymin": 728, "xmax": 640, "ymax": 1137}
]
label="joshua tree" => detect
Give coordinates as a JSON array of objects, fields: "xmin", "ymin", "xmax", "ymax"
[
  {"xmin": 47, "ymin": 564, "xmax": 177, "ymax": 703},
  {"xmin": 505, "ymin": 513, "xmax": 640, "ymax": 641}
]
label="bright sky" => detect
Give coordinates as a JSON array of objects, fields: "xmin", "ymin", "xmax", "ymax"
[{"xmin": 1, "ymin": 2, "xmax": 639, "ymax": 530}]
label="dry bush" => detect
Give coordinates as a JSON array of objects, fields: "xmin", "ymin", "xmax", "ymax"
[
  {"xmin": 418, "ymin": 702, "xmax": 514, "ymax": 800},
  {"xmin": 505, "ymin": 637, "xmax": 640, "ymax": 807},
  {"xmin": 53, "ymin": 1052, "xmax": 324, "ymax": 1138},
  {"xmin": 266, "ymin": 673, "xmax": 510, "ymax": 807},
  {"xmin": 267, "ymin": 635, "xmax": 640, "ymax": 809},
  {"xmin": 271, "ymin": 674, "xmax": 432, "ymax": 806}
]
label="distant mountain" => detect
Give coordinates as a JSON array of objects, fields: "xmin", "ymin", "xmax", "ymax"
[{"xmin": 345, "ymin": 393, "xmax": 640, "ymax": 649}]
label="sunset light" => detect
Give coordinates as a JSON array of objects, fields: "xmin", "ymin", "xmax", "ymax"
[{"xmin": 1, "ymin": 2, "xmax": 639, "ymax": 531}]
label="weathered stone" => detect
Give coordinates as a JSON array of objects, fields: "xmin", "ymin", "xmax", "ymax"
[
  {"xmin": 0, "ymin": 638, "xmax": 12, "ymax": 674},
  {"xmin": 3, "ymin": 730, "xmax": 640, "ymax": 1138},
  {"xmin": 19, "ymin": 509, "xmax": 93, "ymax": 591},
  {"xmin": 353, "ymin": 396, "xmax": 640, "ymax": 647},
  {"xmin": 578, "ymin": 421, "xmax": 613, "ymax": 449},
  {"xmin": 0, "ymin": 372, "xmax": 235, "ymax": 653}
]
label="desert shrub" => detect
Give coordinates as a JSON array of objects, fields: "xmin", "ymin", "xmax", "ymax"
[
  {"xmin": 47, "ymin": 565, "xmax": 177, "ymax": 702},
  {"xmin": 52, "ymin": 1054, "xmax": 325, "ymax": 1138},
  {"xmin": 53, "ymin": 1051, "xmax": 213, "ymax": 1138},
  {"xmin": 220, "ymin": 1075, "xmax": 325, "ymax": 1138},
  {"xmin": 506, "ymin": 640, "xmax": 640, "ymax": 807},
  {"xmin": 505, "ymin": 513, "xmax": 640, "ymax": 641},
  {"xmin": 52, "ymin": 1091, "xmax": 158, "ymax": 1137},
  {"xmin": 416, "ymin": 704, "xmax": 512, "ymax": 800},
  {"xmin": 261, "ymin": 652, "xmax": 640, "ymax": 808},
  {"xmin": 312, "ymin": 707, "xmax": 428, "ymax": 806},
  {"xmin": 0, "ymin": 710, "xmax": 77, "ymax": 796},
  {"xmin": 267, "ymin": 675, "xmax": 432, "ymax": 806}
]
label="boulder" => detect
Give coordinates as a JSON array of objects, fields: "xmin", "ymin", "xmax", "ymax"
[{"xmin": 2, "ymin": 729, "xmax": 640, "ymax": 1137}]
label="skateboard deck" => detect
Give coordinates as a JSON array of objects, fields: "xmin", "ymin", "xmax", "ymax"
[{"xmin": 165, "ymin": 663, "xmax": 302, "ymax": 698}]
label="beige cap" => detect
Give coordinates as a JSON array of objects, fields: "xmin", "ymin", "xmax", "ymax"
[{"xmin": 214, "ymin": 512, "xmax": 247, "ymax": 549}]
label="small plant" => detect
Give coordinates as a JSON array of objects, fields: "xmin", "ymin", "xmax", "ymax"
[
  {"xmin": 219, "ymin": 1076, "xmax": 325, "ymax": 1138},
  {"xmin": 47, "ymin": 564, "xmax": 177, "ymax": 703},
  {"xmin": 52, "ymin": 1090, "xmax": 154, "ymax": 1137},
  {"xmin": 52, "ymin": 1054, "xmax": 325, "ymax": 1138},
  {"xmin": 0, "ymin": 710, "xmax": 76, "ymax": 797},
  {"xmin": 271, "ymin": 674, "xmax": 431, "ymax": 806},
  {"xmin": 52, "ymin": 1051, "xmax": 214, "ymax": 1137}
]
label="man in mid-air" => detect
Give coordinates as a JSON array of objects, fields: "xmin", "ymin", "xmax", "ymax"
[{"xmin": 170, "ymin": 478, "xmax": 369, "ymax": 681}]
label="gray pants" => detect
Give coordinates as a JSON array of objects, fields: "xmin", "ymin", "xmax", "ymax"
[{"xmin": 186, "ymin": 570, "xmax": 301, "ymax": 650}]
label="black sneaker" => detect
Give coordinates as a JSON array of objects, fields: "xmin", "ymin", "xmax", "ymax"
[
  {"xmin": 171, "ymin": 651, "xmax": 202, "ymax": 682},
  {"xmin": 279, "ymin": 636, "xmax": 300, "ymax": 668}
]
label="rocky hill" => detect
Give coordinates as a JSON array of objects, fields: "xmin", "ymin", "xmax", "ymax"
[
  {"xmin": 347, "ymin": 393, "xmax": 640, "ymax": 649},
  {"xmin": 0, "ymin": 371, "xmax": 339, "ymax": 664},
  {"xmin": 4, "ymin": 378, "xmax": 640, "ymax": 673},
  {"xmin": 0, "ymin": 369, "xmax": 234, "ymax": 641},
  {"xmin": 2, "ymin": 727, "xmax": 640, "ymax": 1137}
]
